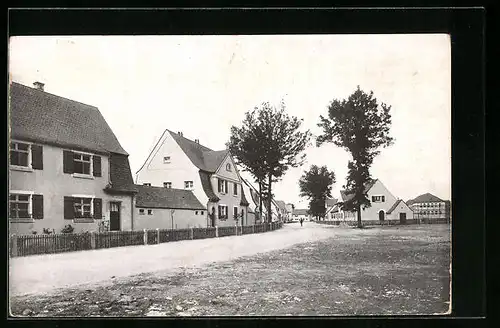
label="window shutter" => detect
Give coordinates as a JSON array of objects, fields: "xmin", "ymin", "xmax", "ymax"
[
  {"xmin": 93, "ymin": 155, "xmax": 102, "ymax": 177},
  {"xmin": 64, "ymin": 196, "xmax": 74, "ymax": 219},
  {"xmin": 32, "ymin": 194, "xmax": 44, "ymax": 219},
  {"xmin": 93, "ymin": 198, "xmax": 102, "ymax": 219},
  {"xmin": 382, "ymin": 196, "xmax": 385, "ymax": 202},
  {"xmin": 63, "ymin": 150, "xmax": 74, "ymax": 174},
  {"xmin": 224, "ymin": 181, "xmax": 228, "ymax": 193},
  {"xmin": 217, "ymin": 179, "xmax": 221, "ymax": 193},
  {"xmin": 31, "ymin": 144, "xmax": 43, "ymax": 170}
]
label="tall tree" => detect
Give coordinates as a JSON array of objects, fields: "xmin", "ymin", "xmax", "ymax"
[
  {"xmin": 228, "ymin": 99, "xmax": 311, "ymax": 222},
  {"xmin": 317, "ymin": 86, "xmax": 393, "ymax": 228},
  {"xmin": 299, "ymin": 165, "xmax": 336, "ymax": 220}
]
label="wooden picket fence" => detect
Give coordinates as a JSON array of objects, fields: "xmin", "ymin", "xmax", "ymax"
[{"xmin": 10, "ymin": 222, "xmax": 284, "ymax": 258}]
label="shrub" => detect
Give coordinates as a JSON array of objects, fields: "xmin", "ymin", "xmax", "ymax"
[
  {"xmin": 61, "ymin": 224, "xmax": 74, "ymax": 234},
  {"xmin": 31, "ymin": 230, "xmax": 37, "ymax": 235},
  {"xmin": 42, "ymin": 228, "xmax": 53, "ymax": 235}
]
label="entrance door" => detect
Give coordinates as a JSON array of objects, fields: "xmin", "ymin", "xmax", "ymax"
[
  {"xmin": 110, "ymin": 202, "xmax": 121, "ymax": 231},
  {"xmin": 399, "ymin": 212, "xmax": 407, "ymax": 224},
  {"xmin": 378, "ymin": 210, "xmax": 385, "ymax": 221}
]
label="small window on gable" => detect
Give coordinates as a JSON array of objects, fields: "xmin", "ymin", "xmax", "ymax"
[
  {"xmin": 226, "ymin": 163, "xmax": 231, "ymax": 171},
  {"xmin": 195, "ymin": 211, "xmax": 198, "ymax": 215},
  {"xmin": 163, "ymin": 182, "xmax": 172, "ymax": 188},
  {"xmin": 148, "ymin": 209, "xmax": 153, "ymax": 215},
  {"xmin": 139, "ymin": 209, "xmax": 145, "ymax": 215},
  {"xmin": 184, "ymin": 181, "xmax": 193, "ymax": 189},
  {"xmin": 163, "ymin": 156, "xmax": 171, "ymax": 163}
]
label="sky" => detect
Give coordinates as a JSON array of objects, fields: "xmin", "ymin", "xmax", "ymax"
[{"xmin": 9, "ymin": 35, "xmax": 451, "ymax": 208}]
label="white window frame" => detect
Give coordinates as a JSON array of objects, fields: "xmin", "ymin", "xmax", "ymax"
[
  {"xmin": 10, "ymin": 140, "xmax": 32, "ymax": 171},
  {"xmin": 163, "ymin": 156, "xmax": 171, "ymax": 164},
  {"xmin": 184, "ymin": 181, "xmax": 194, "ymax": 189},
  {"xmin": 9, "ymin": 190, "xmax": 34, "ymax": 221},
  {"xmin": 163, "ymin": 182, "xmax": 172, "ymax": 188},
  {"xmin": 218, "ymin": 179, "xmax": 228, "ymax": 194},
  {"xmin": 148, "ymin": 209, "xmax": 153, "ymax": 215},
  {"xmin": 71, "ymin": 194, "xmax": 95, "ymax": 219},
  {"xmin": 226, "ymin": 163, "xmax": 232, "ymax": 171},
  {"xmin": 72, "ymin": 150, "xmax": 93, "ymax": 177},
  {"xmin": 218, "ymin": 204, "xmax": 228, "ymax": 219}
]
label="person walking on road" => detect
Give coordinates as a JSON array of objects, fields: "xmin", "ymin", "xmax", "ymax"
[{"xmin": 300, "ymin": 218, "xmax": 304, "ymax": 227}]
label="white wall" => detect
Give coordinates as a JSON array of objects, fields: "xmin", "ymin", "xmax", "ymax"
[
  {"xmin": 134, "ymin": 206, "xmax": 206, "ymax": 230},
  {"xmin": 362, "ymin": 180, "xmax": 398, "ymax": 221},
  {"xmin": 135, "ymin": 131, "xmax": 209, "ymax": 206}
]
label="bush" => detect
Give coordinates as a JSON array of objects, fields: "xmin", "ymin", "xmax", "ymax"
[{"xmin": 61, "ymin": 224, "xmax": 74, "ymax": 234}]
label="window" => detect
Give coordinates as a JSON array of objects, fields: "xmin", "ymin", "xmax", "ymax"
[
  {"xmin": 201, "ymin": 211, "xmax": 204, "ymax": 215},
  {"xmin": 218, "ymin": 179, "xmax": 228, "ymax": 194},
  {"xmin": 148, "ymin": 209, "xmax": 153, "ymax": 215},
  {"xmin": 74, "ymin": 197, "xmax": 92, "ymax": 218},
  {"xmin": 184, "ymin": 181, "xmax": 194, "ymax": 189},
  {"xmin": 163, "ymin": 156, "xmax": 171, "ymax": 163},
  {"xmin": 163, "ymin": 182, "xmax": 172, "ymax": 188},
  {"xmin": 10, "ymin": 142, "xmax": 30, "ymax": 167},
  {"xmin": 218, "ymin": 205, "xmax": 228, "ymax": 219},
  {"xmin": 143, "ymin": 183, "xmax": 151, "ymax": 186},
  {"xmin": 73, "ymin": 153, "xmax": 91, "ymax": 175},
  {"xmin": 233, "ymin": 183, "xmax": 238, "ymax": 196},
  {"xmin": 226, "ymin": 163, "xmax": 232, "ymax": 171},
  {"xmin": 139, "ymin": 209, "xmax": 145, "ymax": 215},
  {"xmin": 195, "ymin": 211, "xmax": 198, "ymax": 215},
  {"xmin": 9, "ymin": 194, "xmax": 30, "ymax": 218},
  {"xmin": 371, "ymin": 195, "xmax": 385, "ymax": 203},
  {"xmin": 233, "ymin": 206, "xmax": 238, "ymax": 219}
]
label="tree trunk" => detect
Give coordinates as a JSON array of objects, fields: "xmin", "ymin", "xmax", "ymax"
[
  {"xmin": 267, "ymin": 174, "xmax": 272, "ymax": 223},
  {"xmin": 357, "ymin": 204, "xmax": 362, "ymax": 228},
  {"xmin": 258, "ymin": 180, "xmax": 263, "ymax": 222}
]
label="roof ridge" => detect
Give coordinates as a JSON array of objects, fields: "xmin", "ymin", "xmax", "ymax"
[
  {"xmin": 166, "ymin": 129, "xmax": 213, "ymax": 151},
  {"xmin": 11, "ymin": 81, "xmax": 99, "ymax": 110}
]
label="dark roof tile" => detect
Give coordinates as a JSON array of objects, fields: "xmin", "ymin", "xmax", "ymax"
[
  {"xmin": 105, "ymin": 153, "xmax": 137, "ymax": 194},
  {"xmin": 10, "ymin": 82, "xmax": 128, "ymax": 155},
  {"xmin": 135, "ymin": 185, "xmax": 206, "ymax": 210},
  {"xmin": 199, "ymin": 171, "xmax": 219, "ymax": 202}
]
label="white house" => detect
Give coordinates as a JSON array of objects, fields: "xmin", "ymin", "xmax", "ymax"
[
  {"xmin": 135, "ymin": 130, "xmax": 250, "ymax": 228},
  {"xmin": 292, "ymin": 209, "xmax": 311, "ymax": 222},
  {"xmin": 331, "ymin": 179, "xmax": 413, "ymax": 223}
]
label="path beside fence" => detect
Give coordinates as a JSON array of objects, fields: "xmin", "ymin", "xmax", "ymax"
[
  {"xmin": 10, "ymin": 222, "xmax": 282, "ymax": 258},
  {"xmin": 9, "ymin": 222, "xmax": 333, "ymax": 297},
  {"xmin": 315, "ymin": 218, "xmax": 450, "ymax": 226}
]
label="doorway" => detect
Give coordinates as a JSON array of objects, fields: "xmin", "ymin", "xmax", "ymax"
[
  {"xmin": 110, "ymin": 202, "xmax": 121, "ymax": 231},
  {"xmin": 378, "ymin": 210, "xmax": 385, "ymax": 221},
  {"xmin": 399, "ymin": 212, "xmax": 407, "ymax": 224}
]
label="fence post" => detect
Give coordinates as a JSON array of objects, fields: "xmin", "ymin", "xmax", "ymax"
[
  {"xmin": 156, "ymin": 228, "xmax": 160, "ymax": 244},
  {"xmin": 190, "ymin": 227, "xmax": 194, "ymax": 240},
  {"xmin": 252, "ymin": 225, "xmax": 255, "ymax": 234},
  {"xmin": 90, "ymin": 232, "xmax": 96, "ymax": 249},
  {"xmin": 235, "ymin": 225, "xmax": 238, "ymax": 236},
  {"xmin": 143, "ymin": 229, "xmax": 147, "ymax": 245},
  {"xmin": 11, "ymin": 235, "xmax": 18, "ymax": 257},
  {"xmin": 215, "ymin": 226, "xmax": 219, "ymax": 237}
]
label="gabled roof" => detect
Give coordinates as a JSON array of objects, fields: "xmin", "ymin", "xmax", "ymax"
[
  {"xmin": 407, "ymin": 193, "xmax": 444, "ymax": 204},
  {"xmin": 326, "ymin": 197, "xmax": 338, "ymax": 207},
  {"xmin": 104, "ymin": 153, "xmax": 138, "ymax": 194},
  {"xmin": 275, "ymin": 200, "xmax": 287, "ymax": 211},
  {"xmin": 386, "ymin": 199, "xmax": 413, "ymax": 214},
  {"xmin": 135, "ymin": 185, "xmax": 206, "ymax": 210},
  {"xmin": 340, "ymin": 179, "xmax": 378, "ymax": 202},
  {"xmin": 240, "ymin": 187, "xmax": 250, "ymax": 207},
  {"xmin": 10, "ymin": 82, "xmax": 128, "ymax": 155},
  {"xmin": 293, "ymin": 209, "xmax": 309, "ymax": 216},
  {"xmin": 167, "ymin": 129, "xmax": 229, "ymax": 173}
]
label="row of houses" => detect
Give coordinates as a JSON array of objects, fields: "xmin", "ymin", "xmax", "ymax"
[
  {"xmin": 315, "ymin": 180, "xmax": 450, "ymax": 223},
  {"xmin": 8, "ymin": 81, "xmax": 288, "ymax": 235}
]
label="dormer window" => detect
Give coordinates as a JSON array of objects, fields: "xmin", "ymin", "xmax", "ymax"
[
  {"xmin": 226, "ymin": 163, "xmax": 232, "ymax": 171},
  {"xmin": 163, "ymin": 156, "xmax": 171, "ymax": 164},
  {"xmin": 184, "ymin": 181, "xmax": 194, "ymax": 189}
]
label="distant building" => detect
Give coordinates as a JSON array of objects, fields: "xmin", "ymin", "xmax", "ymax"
[
  {"xmin": 330, "ymin": 179, "xmax": 413, "ymax": 223},
  {"xmin": 292, "ymin": 209, "xmax": 311, "ymax": 222},
  {"xmin": 407, "ymin": 193, "xmax": 451, "ymax": 222}
]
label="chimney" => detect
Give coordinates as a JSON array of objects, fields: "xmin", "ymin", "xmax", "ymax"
[
  {"xmin": 195, "ymin": 139, "xmax": 199, "ymax": 144},
  {"xmin": 33, "ymin": 81, "xmax": 45, "ymax": 91},
  {"xmin": 177, "ymin": 131, "xmax": 183, "ymax": 137}
]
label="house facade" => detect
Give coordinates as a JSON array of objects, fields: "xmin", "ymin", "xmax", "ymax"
[
  {"xmin": 135, "ymin": 130, "xmax": 250, "ymax": 228},
  {"xmin": 9, "ymin": 82, "xmax": 137, "ymax": 235},
  {"xmin": 292, "ymin": 209, "xmax": 311, "ymax": 222},
  {"xmin": 407, "ymin": 193, "xmax": 451, "ymax": 222},
  {"xmin": 331, "ymin": 179, "xmax": 413, "ymax": 223},
  {"xmin": 133, "ymin": 185, "xmax": 206, "ymax": 230}
]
